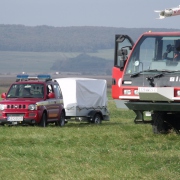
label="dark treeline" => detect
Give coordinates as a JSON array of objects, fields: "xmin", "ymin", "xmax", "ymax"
[
  {"xmin": 51, "ymin": 53, "xmax": 112, "ymax": 75},
  {"xmin": 0, "ymin": 24, "xmax": 179, "ymax": 52}
]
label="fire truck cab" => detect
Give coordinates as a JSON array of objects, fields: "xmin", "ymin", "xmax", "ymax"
[
  {"xmin": 112, "ymin": 32, "xmax": 180, "ymax": 134},
  {"xmin": 0, "ymin": 75, "xmax": 65, "ymax": 127}
]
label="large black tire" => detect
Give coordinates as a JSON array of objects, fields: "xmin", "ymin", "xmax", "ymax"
[
  {"xmin": 39, "ymin": 113, "xmax": 47, "ymax": 127},
  {"xmin": 56, "ymin": 111, "xmax": 65, "ymax": 127},
  {"xmin": 152, "ymin": 112, "xmax": 169, "ymax": 134},
  {"xmin": 164, "ymin": 114, "xmax": 180, "ymax": 134},
  {"xmin": 92, "ymin": 113, "xmax": 102, "ymax": 124}
]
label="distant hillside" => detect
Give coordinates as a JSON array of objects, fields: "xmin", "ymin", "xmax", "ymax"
[
  {"xmin": 51, "ymin": 53, "xmax": 112, "ymax": 75},
  {"xmin": 0, "ymin": 25, "xmax": 180, "ymax": 75},
  {"xmin": 0, "ymin": 24, "xmax": 179, "ymax": 52}
]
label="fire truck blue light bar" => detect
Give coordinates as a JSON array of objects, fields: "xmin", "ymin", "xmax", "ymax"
[
  {"xmin": 37, "ymin": 74, "xmax": 51, "ymax": 79},
  {"xmin": 16, "ymin": 74, "xmax": 29, "ymax": 80}
]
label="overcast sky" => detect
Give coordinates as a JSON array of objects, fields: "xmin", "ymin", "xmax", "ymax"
[{"xmin": 0, "ymin": 0, "xmax": 180, "ymax": 29}]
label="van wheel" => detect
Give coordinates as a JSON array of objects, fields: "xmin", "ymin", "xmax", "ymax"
[
  {"xmin": 152, "ymin": 112, "xmax": 169, "ymax": 134},
  {"xmin": 56, "ymin": 111, "xmax": 65, "ymax": 127},
  {"xmin": 93, "ymin": 113, "xmax": 102, "ymax": 124},
  {"xmin": 39, "ymin": 113, "xmax": 47, "ymax": 127}
]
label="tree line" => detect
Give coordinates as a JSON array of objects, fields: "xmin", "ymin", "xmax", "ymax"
[
  {"xmin": 50, "ymin": 53, "xmax": 112, "ymax": 75},
  {"xmin": 0, "ymin": 24, "xmax": 179, "ymax": 52}
]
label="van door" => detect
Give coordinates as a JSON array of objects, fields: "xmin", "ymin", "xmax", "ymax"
[{"xmin": 112, "ymin": 34, "xmax": 134, "ymax": 99}]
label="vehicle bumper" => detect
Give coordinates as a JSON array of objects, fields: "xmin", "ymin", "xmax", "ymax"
[
  {"xmin": 124, "ymin": 101, "xmax": 180, "ymax": 124},
  {"xmin": 125, "ymin": 101, "xmax": 180, "ymax": 112},
  {"xmin": 0, "ymin": 118, "xmax": 38, "ymax": 125}
]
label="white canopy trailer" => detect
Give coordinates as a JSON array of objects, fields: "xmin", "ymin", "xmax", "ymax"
[{"xmin": 54, "ymin": 78, "xmax": 109, "ymax": 124}]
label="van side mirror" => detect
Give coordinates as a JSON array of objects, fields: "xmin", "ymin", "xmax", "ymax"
[
  {"xmin": 118, "ymin": 49, "xmax": 128, "ymax": 70},
  {"xmin": 118, "ymin": 49, "xmax": 128, "ymax": 56},
  {"xmin": 1, "ymin": 93, "xmax": 6, "ymax": 99},
  {"xmin": 120, "ymin": 60, "xmax": 125, "ymax": 70},
  {"xmin": 47, "ymin": 92, "xmax": 55, "ymax": 99}
]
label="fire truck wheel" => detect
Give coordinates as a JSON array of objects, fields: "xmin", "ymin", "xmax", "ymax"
[
  {"xmin": 39, "ymin": 113, "xmax": 47, "ymax": 127},
  {"xmin": 93, "ymin": 113, "xmax": 102, "ymax": 124},
  {"xmin": 152, "ymin": 112, "xmax": 169, "ymax": 134},
  {"xmin": 56, "ymin": 111, "xmax": 65, "ymax": 127}
]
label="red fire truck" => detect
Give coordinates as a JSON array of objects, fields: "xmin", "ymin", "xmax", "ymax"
[{"xmin": 112, "ymin": 31, "xmax": 180, "ymax": 134}]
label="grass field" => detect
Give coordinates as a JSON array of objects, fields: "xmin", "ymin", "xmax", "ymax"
[{"xmin": 0, "ymin": 99, "xmax": 180, "ymax": 179}]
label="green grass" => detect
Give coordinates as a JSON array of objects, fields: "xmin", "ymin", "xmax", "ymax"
[{"xmin": 0, "ymin": 101, "xmax": 180, "ymax": 180}]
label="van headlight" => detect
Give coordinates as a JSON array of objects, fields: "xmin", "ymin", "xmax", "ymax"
[
  {"xmin": 134, "ymin": 90, "xmax": 139, "ymax": 95},
  {"xmin": 124, "ymin": 89, "xmax": 131, "ymax": 95},
  {"xmin": 28, "ymin": 104, "xmax": 37, "ymax": 110},
  {"xmin": 0, "ymin": 104, "xmax": 5, "ymax": 110},
  {"xmin": 177, "ymin": 91, "xmax": 180, "ymax": 96}
]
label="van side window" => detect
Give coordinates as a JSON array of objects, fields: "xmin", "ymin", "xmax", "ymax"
[
  {"xmin": 47, "ymin": 84, "xmax": 53, "ymax": 94},
  {"xmin": 53, "ymin": 84, "xmax": 63, "ymax": 99}
]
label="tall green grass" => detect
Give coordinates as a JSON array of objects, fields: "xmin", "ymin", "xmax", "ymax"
[{"xmin": 0, "ymin": 101, "xmax": 180, "ymax": 180}]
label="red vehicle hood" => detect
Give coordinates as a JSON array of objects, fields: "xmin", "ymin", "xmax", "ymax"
[{"xmin": 0, "ymin": 98, "xmax": 43, "ymax": 104}]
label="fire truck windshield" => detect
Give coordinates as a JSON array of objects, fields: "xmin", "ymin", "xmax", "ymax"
[
  {"xmin": 7, "ymin": 84, "xmax": 44, "ymax": 98},
  {"xmin": 125, "ymin": 35, "xmax": 180, "ymax": 75}
]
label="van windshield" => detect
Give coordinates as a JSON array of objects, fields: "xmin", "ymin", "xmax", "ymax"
[
  {"xmin": 125, "ymin": 35, "xmax": 180, "ymax": 74},
  {"xmin": 7, "ymin": 84, "xmax": 44, "ymax": 98}
]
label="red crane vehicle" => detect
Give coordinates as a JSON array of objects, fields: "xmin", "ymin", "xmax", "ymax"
[{"xmin": 112, "ymin": 31, "xmax": 180, "ymax": 134}]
